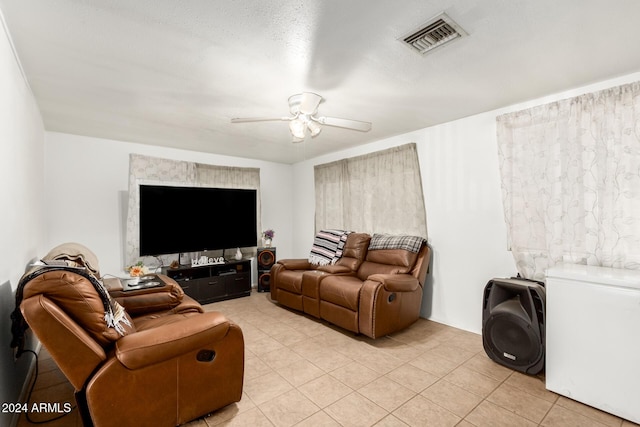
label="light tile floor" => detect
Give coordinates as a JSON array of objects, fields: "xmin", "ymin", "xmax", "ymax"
[{"xmin": 17, "ymin": 291, "xmax": 640, "ymax": 427}]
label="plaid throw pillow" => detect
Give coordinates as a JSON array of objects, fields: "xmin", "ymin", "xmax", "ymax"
[{"xmin": 368, "ymin": 234, "xmax": 426, "ymax": 253}]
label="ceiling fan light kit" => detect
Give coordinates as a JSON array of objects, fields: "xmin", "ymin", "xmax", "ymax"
[
  {"xmin": 231, "ymin": 92, "xmax": 372, "ymax": 142},
  {"xmin": 289, "ymin": 113, "xmax": 322, "ymax": 140},
  {"xmin": 288, "ymin": 118, "xmax": 307, "ymax": 139},
  {"xmin": 306, "ymin": 119, "xmax": 322, "ymax": 137}
]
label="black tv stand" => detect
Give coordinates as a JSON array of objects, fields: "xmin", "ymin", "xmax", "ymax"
[{"xmin": 163, "ymin": 259, "xmax": 251, "ymax": 304}]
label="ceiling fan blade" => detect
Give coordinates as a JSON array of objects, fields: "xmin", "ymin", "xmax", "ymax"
[
  {"xmin": 231, "ymin": 116, "xmax": 291, "ymax": 123},
  {"xmin": 298, "ymin": 92, "xmax": 323, "ymax": 115},
  {"xmin": 317, "ymin": 116, "xmax": 372, "ymax": 132}
]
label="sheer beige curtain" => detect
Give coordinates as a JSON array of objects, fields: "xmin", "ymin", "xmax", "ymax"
[
  {"xmin": 497, "ymin": 81, "xmax": 640, "ymax": 280},
  {"xmin": 125, "ymin": 154, "xmax": 260, "ymax": 267},
  {"xmin": 314, "ymin": 143, "xmax": 428, "ymax": 237}
]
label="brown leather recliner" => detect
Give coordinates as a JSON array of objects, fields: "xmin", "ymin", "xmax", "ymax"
[{"xmin": 13, "ymin": 244, "xmax": 244, "ymax": 427}]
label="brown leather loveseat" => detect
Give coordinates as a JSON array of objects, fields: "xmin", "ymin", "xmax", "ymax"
[
  {"xmin": 270, "ymin": 233, "xmax": 430, "ymax": 339},
  {"xmin": 11, "ymin": 243, "xmax": 244, "ymax": 427}
]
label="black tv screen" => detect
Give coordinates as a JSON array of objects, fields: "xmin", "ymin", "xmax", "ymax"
[{"xmin": 139, "ymin": 184, "xmax": 258, "ymax": 256}]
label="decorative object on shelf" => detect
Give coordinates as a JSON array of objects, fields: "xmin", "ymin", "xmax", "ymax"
[
  {"xmin": 191, "ymin": 255, "xmax": 225, "ymax": 267},
  {"xmin": 262, "ymin": 229, "xmax": 275, "ymax": 248},
  {"xmin": 128, "ymin": 261, "xmax": 149, "ymax": 277},
  {"xmin": 235, "ymin": 247, "xmax": 243, "ymax": 261}
]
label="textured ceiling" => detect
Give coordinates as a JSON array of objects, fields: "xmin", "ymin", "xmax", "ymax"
[{"xmin": 2, "ymin": 0, "xmax": 640, "ymax": 163}]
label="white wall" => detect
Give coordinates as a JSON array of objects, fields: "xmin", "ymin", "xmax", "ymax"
[
  {"xmin": 44, "ymin": 132, "xmax": 294, "ymax": 276},
  {"xmin": 0, "ymin": 12, "xmax": 46, "ymax": 427},
  {"xmin": 291, "ymin": 71, "xmax": 640, "ymax": 334}
]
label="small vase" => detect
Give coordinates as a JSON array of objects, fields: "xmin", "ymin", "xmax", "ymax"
[
  {"xmin": 234, "ymin": 247, "xmax": 242, "ymax": 260},
  {"xmin": 263, "ymin": 238, "xmax": 272, "ymax": 248}
]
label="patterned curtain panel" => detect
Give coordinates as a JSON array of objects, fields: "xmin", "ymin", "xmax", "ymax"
[
  {"xmin": 125, "ymin": 154, "xmax": 260, "ymax": 267},
  {"xmin": 497, "ymin": 81, "xmax": 640, "ymax": 280},
  {"xmin": 314, "ymin": 143, "xmax": 428, "ymax": 237}
]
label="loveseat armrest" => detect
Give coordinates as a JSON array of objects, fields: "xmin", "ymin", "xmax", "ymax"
[
  {"xmin": 115, "ymin": 311, "xmax": 231, "ymax": 369},
  {"xmin": 277, "ymin": 258, "xmax": 314, "ymax": 270},
  {"xmin": 367, "ymin": 274, "xmax": 420, "ymax": 292}
]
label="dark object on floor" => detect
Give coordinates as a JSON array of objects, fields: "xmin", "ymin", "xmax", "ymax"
[{"xmin": 482, "ymin": 277, "xmax": 545, "ymax": 375}]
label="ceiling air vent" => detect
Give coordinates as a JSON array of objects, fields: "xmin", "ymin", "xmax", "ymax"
[{"xmin": 401, "ymin": 13, "xmax": 467, "ymax": 55}]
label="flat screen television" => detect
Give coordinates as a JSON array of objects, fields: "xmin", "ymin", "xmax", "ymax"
[{"xmin": 139, "ymin": 184, "xmax": 258, "ymax": 256}]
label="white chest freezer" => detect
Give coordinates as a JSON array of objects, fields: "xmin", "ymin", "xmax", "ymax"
[{"xmin": 545, "ymin": 263, "xmax": 640, "ymax": 424}]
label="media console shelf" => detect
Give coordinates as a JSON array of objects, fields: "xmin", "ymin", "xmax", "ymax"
[{"xmin": 164, "ymin": 259, "xmax": 251, "ymax": 304}]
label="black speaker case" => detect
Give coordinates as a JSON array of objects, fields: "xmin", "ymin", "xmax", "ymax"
[{"xmin": 482, "ymin": 278, "xmax": 546, "ymax": 375}]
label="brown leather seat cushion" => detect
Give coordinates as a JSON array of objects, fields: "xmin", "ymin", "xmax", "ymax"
[
  {"xmin": 275, "ymin": 269, "xmax": 304, "ymax": 293},
  {"xmin": 131, "ymin": 295, "xmax": 203, "ymax": 330},
  {"xmin": 319, "ymin": 275, "xmax": 363, "ymax": 311},
  {"xmin": 132, "ymin": 310, "xmax": 202, "ymax": 331}
]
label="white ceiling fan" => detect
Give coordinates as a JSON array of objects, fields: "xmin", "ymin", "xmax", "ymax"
[{"xmin": 231, "ymin": 92, "xmax": 372, "ymax": 143}]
